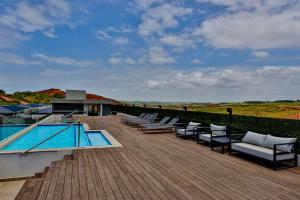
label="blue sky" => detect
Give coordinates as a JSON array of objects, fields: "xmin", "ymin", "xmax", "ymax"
[{"xmin": 1, "ymin": 0, "xmax": 300, "ymax": 102}]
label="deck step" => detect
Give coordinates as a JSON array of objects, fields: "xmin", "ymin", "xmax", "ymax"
[
  {"xmin": 63, "ymin": 155, "xmax": 73, "ymax": 160},
  {"xmin": 33, "ymin": 173, "xmax": 43, "ymax": 178},
  {"xmin": 41, "ymin": 167, "xmax": 49, "ymax": 178}
]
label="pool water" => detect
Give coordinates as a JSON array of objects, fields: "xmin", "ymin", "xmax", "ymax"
[
  {"xmin": 0, "ymin": 125, "xmax": 28, "ymax": 141},
  {"xmin": 1, "ymin": 124, "xmax": 111, "ymax": 151}
]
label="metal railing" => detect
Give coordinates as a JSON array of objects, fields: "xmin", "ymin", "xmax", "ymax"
[
  {"xmin": 23, "ymin": 120, "xmax": 81, "ymax": 155},
  {"xmin": 61, "ymin": 110, "xmax": 78, "ymax": 120},
  {"xmin": 61, "ymin": 110, "xmax": 78, "ymax": 123}
]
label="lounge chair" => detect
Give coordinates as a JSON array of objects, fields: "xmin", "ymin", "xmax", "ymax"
[
  {"xmin": 121, "ymin": 113, "xmax": 145, "ymax": 123},
  {"xmin": 127, "ymin": 113, "xmax": 158, "ymax": 126},
  {"xmin": 230, "ymin": 131, "xmax": 298, "ymax": 170},
  {"xmin": 142, "ymin": 118, "xmax": 179, "ymax": 134},
  {"xmin": 176, "ymin": 121, "xmax": 202, "ymax": 139},
  {"xmin": 138, "ymin": 116, "xmax": 170, "ymax": 129}
]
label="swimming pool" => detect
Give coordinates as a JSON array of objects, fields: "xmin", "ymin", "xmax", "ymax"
[
  {"xmin": 1, "ymin": 124, "xmax": 111, "ymax": 151},
  {"xmin": 0, "ymin": 125, "xmax": 28, "ymax": 141}
]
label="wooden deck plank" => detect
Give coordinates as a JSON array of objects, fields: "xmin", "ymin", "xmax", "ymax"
[
  {"xmin": 62, "ymin": 160, "xmax": 73, "ymax": 200},
  {"xmin": 91, "ymin": 150, "xmax": 116, "ymax": 200},
  {"xmin": 71, "ymin": 153, "xmax": 80, "ymax": 200},
  {"xmin": 17, "ymin": 115, "xmax": 300, "ymax": 200},
  {"xmin": 77, "ymin": 150, "xmax": 89, "ymax": 200},
  {"xmin": 53, "ymin": 160, "xmax": 67, "ymax": 200},
  {"xmin": 45, "ymin": 161, "xmax": 61, "ymax": 200},
  {"xmin": 82, "ymin": 150, "xmax": 98, "ymax": 200},
  {"xmin": 85, "ymin": 149, "xmax": 107, "ymax": 200}
]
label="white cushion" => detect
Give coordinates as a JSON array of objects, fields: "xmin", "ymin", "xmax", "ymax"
[
  {"xmin": 263, "ymin": 134, "xmax": 297, "ymax": 153},
  {"xmin": 186, "ymin": 122, "xmax": 201, "ymax": 130},
  {"xmin": 199, "ymin": 134, "xmax": 218, "ymax": 142},
  {"xmin": 210, "ymin": 124, "xmax": 226, "ymax": 136},
  {"xmin": 177, "ymin": 129, "xmax": 195, "ymax": 136},
  {"xmin": 242, "ymin": 131, "xmax": 267, "ymax": 147},
  {"xmin": 232, "ymin": 143, "xmax": 294, "ymax": 161}
]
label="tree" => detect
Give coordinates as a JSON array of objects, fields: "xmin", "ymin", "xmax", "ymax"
[{"xmin": 0, "ymin": 89, "xmax": 5, "ymax": 94}]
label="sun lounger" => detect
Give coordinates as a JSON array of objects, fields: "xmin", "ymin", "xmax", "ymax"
[
  {"xmin": 127, "ymin": 113, "xmax": 158, "ymax": 126},
  {"xmin": 138, "ymin": 117, "xmax": 170, "ymax": 129},
  {"xmin": 125, "ymin": 113, "xmax": 152, "ymax": 124},
  {"xmin": 142, "ymin": 118, "xmax": 179, "ymax": 134},
  {"xmin": 121, "ymin": 113, "xmax": 146, "ymax": 123}
]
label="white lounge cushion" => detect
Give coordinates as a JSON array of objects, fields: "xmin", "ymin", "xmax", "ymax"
[
  {"xmin": 232, "ymin": 143, "xmax": 294, "ymax": 161},
  {"xmin": 242, "ymin": 131, "xmax": 267, "ymax": 147},
  {"xmin": 177, "ymin": 129, "xmax": 195, "ymax": 136},
  {"xmin": 187, "ymin": 122, "xmax": 201, "ymax": 131},
  {"xmin": 199, "ymin": 134, "xmax": 219, "ymax": 142},
  {"xmin": 210, "ymin": 124, "xmax": 226, "ymax": 136},
  {"xmin": 263, "ymin": 134, "xmax": 297, "ymax": 153}
]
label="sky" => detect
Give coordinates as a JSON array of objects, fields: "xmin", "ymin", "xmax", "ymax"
[{"xmin": 0, "ymin": 0, "xmax": 300, "ymax": 102}]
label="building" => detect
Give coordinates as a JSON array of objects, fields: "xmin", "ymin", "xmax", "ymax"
[{"xmin": 51, "ymin": 90, "xmax": 115, "ymax": 116}]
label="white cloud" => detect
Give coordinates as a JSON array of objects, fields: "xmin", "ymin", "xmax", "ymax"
[
  {"xmin": 105, "ymin": 26, "xmax": 132, "ymax": 33},
  {"xmin": 0, "ymin": 0, "xmax": 75, "ymax": 49},
  {"xmin": 125, "ymin": 58, "xmax": 136, "ymax": 64},
  {"xmin": 252, "ymin": 51, "xmax": 270, "ymax": 58},
  {"xmin": 108, "ymin": 57, "xmax": 122, "ymax": 65},
  {"xmin": 113, "ymin": 37, "xmax": 129, "ymax": 45},
  {"xmin": 32, "ymin": 53, "xmax": 100, "ymax": 67},
  {"xmin": 137, "ymin": 3, "xmax": 193, "ymax": 36},
  {"xmin": 0, "ymin": 52, "xmax": 41, "ymax": 65},
  {"xmin": 145, "ymin": 66, "xmax": 300, "ymax": 93},
  {"xmin": 95, "ymin": 30, "xmax": 112, "ymax": 40},
  {"xmin": 0, "ymin": 1, "xmax": 71, "ymax": 33},
  {"xmin": 160, "ymin": 34, "xmax": 197, "ymax": 49},
  {"xmin": 146, "ymin": 80, "xmax": 162, "ymax": 89},
  {"xmin": 43, "ymin": 28, "xmax": 58, "ymax": 38},
  {"xmin": 108, "ymin": 57, "xmax": 136, "ymax": 65},
  {"xmin": 195, "ymin": 0, "xmax": 300, "ymax": 49},
  {"xmin": 192, "ymin": 59, "xmax": 203, "ymax": 64},
  {"xmin": 148, "ymin": 46, "xmax": 176, "ymax": 64}
]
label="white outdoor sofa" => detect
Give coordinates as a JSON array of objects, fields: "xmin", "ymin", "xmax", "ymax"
[{"xmin": 230, "ymin": 131, "xmax": 298, "ymax": 170}]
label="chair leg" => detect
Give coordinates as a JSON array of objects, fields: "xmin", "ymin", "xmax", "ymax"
[{"xmin": 272, "ymin": 161, "xmax": 277, "ymax": 170}]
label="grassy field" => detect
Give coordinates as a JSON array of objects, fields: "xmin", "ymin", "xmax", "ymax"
[{"xmin": 125, "ymin": 101, "xmax": 300, "ymax": 119}]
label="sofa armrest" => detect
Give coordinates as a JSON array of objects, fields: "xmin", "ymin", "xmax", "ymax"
[
  {"xmin": 174, "ymin": 123, "xmax": 187, "ymax": 130},
  {"xmin": 196, "ymin": 127, "xmax": 210, "ymax": 134},
  {"xmin": 274, "ymin": 142, "xmax": 297, "ymax": 155},
  {"xmin": 229, "ymin": 134, "xmax": 245, "ymax": 144}
]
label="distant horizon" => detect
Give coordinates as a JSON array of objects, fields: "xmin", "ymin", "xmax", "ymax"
[
  {"xmin": 1, "ymin": 1, "xmax": 300, "ymax": 102},
  {"xmin": 1, "ymin": 88, "xmax": 300, "ymax": 104}
]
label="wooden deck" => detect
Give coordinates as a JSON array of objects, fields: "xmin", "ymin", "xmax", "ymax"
[{"xmin": 16, "ymin": 115, "xmax": 300, "ymax": 200}]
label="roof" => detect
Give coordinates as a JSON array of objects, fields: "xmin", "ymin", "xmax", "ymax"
[
  {"xmin": 51, "ymin": 99, "xmax": 116, "ymax": 105},
  {"xmin": 32, "ymin": 108, "xmax": 53, "ymax": 114},
  {"xmin": 0, "ymin": 105, "xmax": 27, "ymax": 112},
  {"xmin": 19, "ymin": 103, "xmax": 46, "ymax": 108},
  {"xmin": 0, "ymin": 107, "xmax": 13, "ymax": 114}
]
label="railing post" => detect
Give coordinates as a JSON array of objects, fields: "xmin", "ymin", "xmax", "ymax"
[{"xmin": 77, "ymin": 121, "xmax": 80, "ymax": 147}]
